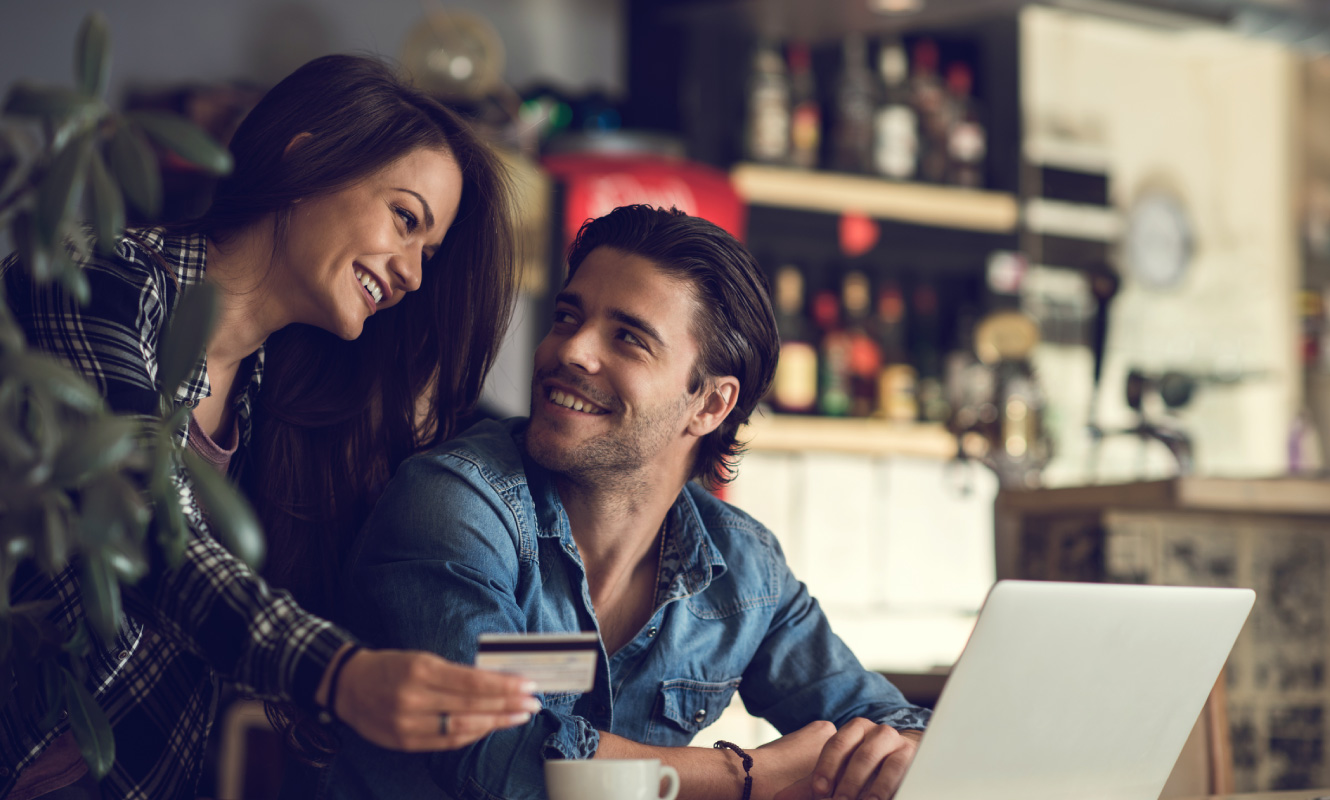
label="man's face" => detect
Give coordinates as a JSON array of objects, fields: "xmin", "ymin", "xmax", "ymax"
[{"xmin": 526, "ymin": 246, "xmax": 705, "ymax": 484}]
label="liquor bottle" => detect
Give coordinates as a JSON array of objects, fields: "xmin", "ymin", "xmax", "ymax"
[
  {"xmin": 872, "ymin": 38, "xmax": 918, "ymax": 180},
  {"xmin": 770, "ymin": 265, "xmax": 819, "ymax": 413},
  {"xmin": 909, "ymin": 39, "xmax": 948, "ymax": 184},
  {"xmin": 812, "ymin": 288, "xmax": 852, "ymax": 416},
  {"xmin": 842, "ymin": 270, "xmax": 883, "ymax": 417},
  {"xmin": 869, "ymin": 281, "xmax": 918, "ymax": 423},
  {"xmin": 744, "ymin": 38, "xmax": 790, "ymax": 164},
  {"xmin": 787, "ymin": 41, "xmax": 821, "ymax": 170},
  {"xmin": 912, "ymin": 282, "xmax": 949, "ymax": 422},
  {"xmin": 830, "ymin": 34, "xmax": 875, "ymax": 173},
  {"xmin": 945, "ymin": 62, "xmax": 986, "ymax": 188}
]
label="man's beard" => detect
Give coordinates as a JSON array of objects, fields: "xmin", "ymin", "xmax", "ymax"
[{"xmin": 526, "ymin": 370, "xmax": 691, "ymax": 489}]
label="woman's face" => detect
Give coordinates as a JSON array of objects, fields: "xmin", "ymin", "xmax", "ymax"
[{"xmin": 277, "ymin": 146, "xmax": 463, "ymax": 340}]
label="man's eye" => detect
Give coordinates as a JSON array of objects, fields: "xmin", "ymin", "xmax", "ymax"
[
  {"xmin": 552, "ymin": 309, "xmax": 576, "ymax": 325},
  {"xmin": 620, "ymin": 330, "xmax": 645, "ymax": 348},
  {"xmin": 395, "ymin": 207, "xmax": 419, "ymax": 231}
]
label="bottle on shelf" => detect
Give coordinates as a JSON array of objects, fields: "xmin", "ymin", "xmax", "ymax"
[
  {"xmin": 912, "ymin": 281, "xmax": 950, "ymax": 423},
  {"xmin": 770, "ymin": 265, "xmax": 819, "ymax": 414},
  {"xmin": 944, "ymin": 62, "xmax": 987, "ymax": 188},
  {"xmin": 842, "ymin": 270, "xmax": 883, "ymax": 417},
  {"xmin": 744, "ymin": 38, "xmax": 791, "ymax": 164},
  {"xmin": 909, "ymin": 38, "xmax": 949, "ymax": 184},
  {"xmin": 787, "ymin": 41, "xmax": 821, "ymax": 170},
  {"xmin": 872, "ymin": 37, "xmax": 918, "ymax": 181},
  {"xmin": 869, "ymin": 280, "xmax": 918, "ymax": 423},
  {"xmin": 813, "ymin": 287, "xmax": 853, "ymax": 416},
  {"xmin": 830, "ymin": 33, "xmax": 876, "ymax": 174}
]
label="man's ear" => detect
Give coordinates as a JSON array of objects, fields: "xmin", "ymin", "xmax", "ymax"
[
  {"xmin": 284, "ymin": 131, "xmax": 314, "ymax": 157},
  {"xmin": 687, "ymin": 376, "xmax": 740, "ymax": 438}
]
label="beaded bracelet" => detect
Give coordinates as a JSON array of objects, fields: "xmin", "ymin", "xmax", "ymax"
[
  {"xmin": 316, "ymin": 644, "xmax": 363, "ymax": 726},
  {"xmin": 713, "ymin": 740, "xmax": 753, "ymax": 800}
]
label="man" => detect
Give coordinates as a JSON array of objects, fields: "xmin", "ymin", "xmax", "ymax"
[{"xmin": 325, "ymin": 206, "xmax": 929, "ymax": 800}]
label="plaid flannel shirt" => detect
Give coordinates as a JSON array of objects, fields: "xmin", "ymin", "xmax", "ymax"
[{"xmin": 1, "ymin": 229, "xmax": 355, "ymax": 799}]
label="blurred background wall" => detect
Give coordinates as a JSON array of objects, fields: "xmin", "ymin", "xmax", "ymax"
[{"xmin": 0, "ymin": 0, "xmax": 624, "ymax": 101}]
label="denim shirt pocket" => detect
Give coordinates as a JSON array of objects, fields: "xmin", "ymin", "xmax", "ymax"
[
  {"xmin": 646, "ymin": 677, "xmax": 742, "ymax": 745},
  {"xmin": 540, "ymin": 691, "xmax": 583, "ymax": 715}
]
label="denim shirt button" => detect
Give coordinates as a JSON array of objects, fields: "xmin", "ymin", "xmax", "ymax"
[
  {"xmin": 646, "ymin": 626, "xmax": 658, "ymax": 638},
  {"xmin": 693, "ymin": 708, "xmax": 707, "ymax": 724}
]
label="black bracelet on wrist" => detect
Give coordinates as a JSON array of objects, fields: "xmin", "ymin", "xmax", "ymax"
[
  {"xmin": 317, "ymin": 644, "xmax": 363, "ymax": 726},
  {"xmin": 713, "ymin": 740, "xmax": 753, "ymax": 800}
]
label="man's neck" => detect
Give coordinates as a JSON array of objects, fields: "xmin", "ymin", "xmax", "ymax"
[{"xmin": 555, "ymin": 465, "xmax": 689, "ymax": 653}]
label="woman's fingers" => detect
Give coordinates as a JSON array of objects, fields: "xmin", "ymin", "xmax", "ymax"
[
  {"xmin": 334, "ymin": 649, "xmax": 540, "ymax": 751},
  {"xmin": 400, "ymin": 710, "xmax": 535, "ymax": 752}
]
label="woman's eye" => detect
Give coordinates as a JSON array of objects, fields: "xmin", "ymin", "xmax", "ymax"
[{"xmin": 395, "ymin": 207, "xmax": 419, "ymax": 231}]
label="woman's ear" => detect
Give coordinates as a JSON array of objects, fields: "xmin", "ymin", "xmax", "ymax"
[
  {"xmin": 284, "ymin": 131, "xmax": 314, "ymax": 157},
  {"xmin": 687, "ymin": 376, "xmax": 740, "ymax": 438}
]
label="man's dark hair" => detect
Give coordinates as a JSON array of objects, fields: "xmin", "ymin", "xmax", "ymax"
[{"xmin": 564, "ymin": 205, "xmax": 778, "ymax": 489}]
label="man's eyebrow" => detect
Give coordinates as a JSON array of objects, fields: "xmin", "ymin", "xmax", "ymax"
[
  {"xmin": 610, "ymin": 309, "xmax": 665, "ymax": 349},
  {"xmin": 554, "ymin": 292, "xmax": 666, "ymax": 348},
  {"xmin": 395, "ymin": 188, "xmax": 436, "ymax": 229}
]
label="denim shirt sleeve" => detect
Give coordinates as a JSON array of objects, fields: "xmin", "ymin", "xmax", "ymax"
[
  {"xmin": 342, "ymin": 450, "xmax": 599, "ymax": 800},
  {"xmin": 737, "ymin": 529, "xmax": 931, "ymax": 734}
]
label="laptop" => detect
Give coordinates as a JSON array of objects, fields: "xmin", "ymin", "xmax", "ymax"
[{"xmin": 895, "ymin": 580, "xmax": 1255, "ymax": 800}]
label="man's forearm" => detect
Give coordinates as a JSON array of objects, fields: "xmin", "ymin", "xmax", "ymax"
[{"xmin": 595, "ymin": 731, "xmax": 749, "ymax": 800}]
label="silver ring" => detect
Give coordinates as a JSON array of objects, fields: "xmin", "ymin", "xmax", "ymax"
[{"xmin": 438, "ymin": 713, "xmax": 451, "ymax": 735}]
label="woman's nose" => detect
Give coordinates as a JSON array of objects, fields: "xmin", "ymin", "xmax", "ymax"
[{"xmin": 389, "ymin": 249, "xmax": 423, "ymax": 295}]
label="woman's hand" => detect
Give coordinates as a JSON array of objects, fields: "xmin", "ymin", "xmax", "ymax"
[{"xmin": 319, "ymin": 646, "xmax": 541, "ymax": 751}]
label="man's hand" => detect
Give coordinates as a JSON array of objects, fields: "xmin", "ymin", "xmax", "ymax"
[
  {"xmin": 772, "ymin": 720, "xmax": 921, "ymax": 800},
  {"xmin": 746, "ymin": 721, "xmax": 837, "ymax": 799}
]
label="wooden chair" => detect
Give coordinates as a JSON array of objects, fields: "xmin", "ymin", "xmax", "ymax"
[{"xmin": 1159, "ymin": 667, "xmax": 1234, "ymax": 798}]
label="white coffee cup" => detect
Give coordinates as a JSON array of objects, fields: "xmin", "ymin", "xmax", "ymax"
[{"xmin": 544, "ymin": 758, "xmax": 680, "ymax": 800}]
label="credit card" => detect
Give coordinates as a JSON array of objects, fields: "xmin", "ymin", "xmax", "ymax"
[{"xmin": 475, "ymin": 632, "xmax": 600, "ymax": 693}]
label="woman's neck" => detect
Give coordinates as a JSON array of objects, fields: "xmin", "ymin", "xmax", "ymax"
[{"xmin": 204, "ymin": 223, "xmax": 292, "ymax": 372}]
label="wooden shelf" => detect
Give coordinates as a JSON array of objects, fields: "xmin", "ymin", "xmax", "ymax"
[
  {"xmin": 731, "ymin": 163, "xmax": 1020, "ymax": 233},
  {"xmin": 741, "ymin": 413, "xmax": 957, "ymax": 459},
  {"xmin": 995, "ymin": 477, "xmax": 1330, "ymax": 517}
]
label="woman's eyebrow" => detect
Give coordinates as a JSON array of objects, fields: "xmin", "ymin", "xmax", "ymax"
[{"xmin": 395, "ymin": 188, "xmax": 436, "ymax": 229}]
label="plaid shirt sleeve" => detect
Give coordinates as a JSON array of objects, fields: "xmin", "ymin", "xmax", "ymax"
[{"xmin": 4, "ymin": 237, "xmax": 354, "ymax": 708}]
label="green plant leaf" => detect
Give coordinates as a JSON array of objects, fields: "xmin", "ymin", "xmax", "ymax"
[
  {"xmin": 59, "ymin": 261, "xmax": 91, "ymax": 306},
  {"xmin": 35, "ymin": 491, "xmax": 71, "ymax": 573},
  {"xmin": 150, "ymin": 434, "xmax": 188, "ymax": 568},
  {"xmin": 88, "ymin": 150, "xmax": 124, "ymax": 256},
  {"xmin": 5, "ymin": 351, "xmax": 103, "ymax": 414},
  {"xmin": 75, "ymin": 12, "xmax": 111, "ymax": 99},
  {"xmin": 62, "ymin": 666, "xmax": 115, "ymax": 779},
  {"xmin": 78, "ymin": 550, "xmax": 121, "ymax": 645},
  {"xmin": 13, "ymin": 210, "xmax": 53, "ymax": 283},
  {"xmin": 183, "ymin": 448, "xmax": 265, "ymax": 568},
  {"xmin": 35, "ymin": 132, "xmax": 92, "ymax": 249},
  {"xmin": 106, "ymin": 124, "xmax": 160, "ymax": 218},
  {"xmin": 2, "ymin": 83, "xmax": 95, "ymax": 119},
  {"xmin": 50, "ymin": 416, "xmax": 136, "ymax": 487},
  {"xmin": 156, "ymin": 281, "xmax": 217, "ymax": 397},
  {"xmin": 38, "ymin": 660, "xmax": 66, "ymax": 730},
  {"xmin": 127, "ymin": 111, "xmax": 233, "ymax": 175}
]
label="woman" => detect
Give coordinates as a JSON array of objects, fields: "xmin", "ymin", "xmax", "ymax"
[{"xmin": 2, "ymin": 55, "xmax": 536, "ymax": 800}]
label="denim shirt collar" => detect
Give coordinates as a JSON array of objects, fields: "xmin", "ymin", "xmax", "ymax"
[{"xmin": 515, "ymin": 425, "xmax": 727, "ymax": 603}]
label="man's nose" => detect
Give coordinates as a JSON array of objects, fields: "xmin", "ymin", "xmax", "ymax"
[{"xmin": 557, "ymin": 325, "xmax": 602, "ymax": 373}]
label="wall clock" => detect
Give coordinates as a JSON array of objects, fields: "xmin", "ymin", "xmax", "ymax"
[{"xmin": 1124, "ymin": 189, "xmax": 1194, "ymax": 290}]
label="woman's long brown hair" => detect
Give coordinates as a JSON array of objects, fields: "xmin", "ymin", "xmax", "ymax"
[{"xmin": 184, "ymin": 54, "xmax": 517, "ymax": 760}]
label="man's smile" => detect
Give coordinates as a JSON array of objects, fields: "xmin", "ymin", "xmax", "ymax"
[{"xmin": 547, "ymin": 387, "xmax": 610, "ymax": 415}]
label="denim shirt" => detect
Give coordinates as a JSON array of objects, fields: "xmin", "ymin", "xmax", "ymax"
[{"xmin": 323, "ymin": 419, "xmax": 930, "ymax": 800}]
